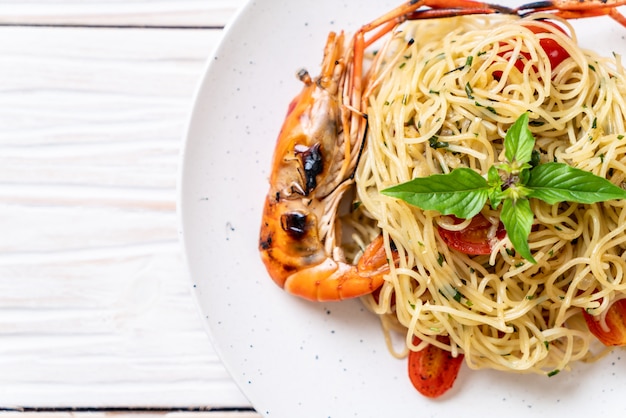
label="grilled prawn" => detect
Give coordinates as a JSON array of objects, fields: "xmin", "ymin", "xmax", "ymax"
[{"xmin": 257, "ymin": 30, "xmax": 391, "ymax": 302}]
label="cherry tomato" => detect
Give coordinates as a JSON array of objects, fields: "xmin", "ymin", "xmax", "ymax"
[
  {"xmin": 520, "ymin": 21, "xmax": 570, "ymax": 71},
  {"xmin": 437, "ymin": 214, "xmax": 506, "ymax": 256},
  {"xmin": 408, "ymin": 336, "xmax": 464, "ymax": 398},
  {"xmin": 583, "ymin": 299, "xmax": 626, "ymax": 346},
  {"xmin": 494, "ymin": 20, "xmax": 570, "ymax": 79}
]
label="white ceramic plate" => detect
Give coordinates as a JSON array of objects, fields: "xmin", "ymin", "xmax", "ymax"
[{"xmin": 179, "ymin": 1, "xmax": 626, "ymax": 416}]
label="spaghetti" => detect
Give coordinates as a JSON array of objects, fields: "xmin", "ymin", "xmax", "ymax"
[{"xmin": 354, "ymin": 14, "xmax": 626, "ymax": 375}]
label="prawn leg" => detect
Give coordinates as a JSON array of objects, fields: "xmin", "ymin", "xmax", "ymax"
[{"xmin": 516, "ymin": 0, "xmax": 626, "ymax": 27}]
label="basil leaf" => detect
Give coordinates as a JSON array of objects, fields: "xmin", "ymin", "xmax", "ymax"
[
  {"xmin": 381, "ymin": 167, "xmax": 489, "ymax": 219},
  {"xmin": 500, "ymin": 198, "xmax": 536, "ymax": 263},
  {"xmin": 526, "ymin": 162, "xmax": 626, "ymax": 204},
  {"xmin": 487, "ymin": 165, "xmax": 503, "ymax": 209},
  {"xmin": 504, "ymin": 113, "xmax": 534, "ymax": 165}
]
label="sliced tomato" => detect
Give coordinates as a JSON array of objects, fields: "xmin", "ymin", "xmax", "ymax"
[
  {"xmin": 521, "ymin": 21, "xmax": 570, "ymax": 71},
  {"xmin": 408, "ymin": 336, "xmax": 464, "ymax": 398},
  {"xmin": 494, "ymin": 20, "xmax": 570, "ymax": 79},
  {"xmin": 437, "ymin": 214, "xmax": 505, "ymax": 256},
  {"xmin": 583, "ymin": 299, "xmax": 626, "ymax": 346}
]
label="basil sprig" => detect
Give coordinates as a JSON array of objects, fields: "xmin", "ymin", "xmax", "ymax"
[{"xmin": 382, "ymin": 113, "xmax": 626, "ymax": 263}]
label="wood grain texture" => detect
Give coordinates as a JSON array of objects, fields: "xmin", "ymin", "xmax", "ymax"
[
  {"xmin": 0, "ymin": 16, "xmax": 253, "ymax": 409},
  {"xmin": 0, "ymin": 0, "xmax": 247, "ymax": 27},
  {"xmin": 1, "ymin": 414, "xmax": 260, "ymax": 418}
]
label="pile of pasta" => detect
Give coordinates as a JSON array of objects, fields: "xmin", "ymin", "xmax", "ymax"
[{"xmin": 353, "ymin": 14, "xmax": 626, "ymax": 374}]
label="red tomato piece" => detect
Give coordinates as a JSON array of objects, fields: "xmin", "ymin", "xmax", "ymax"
[
  {"xmin": 521, "ymin": 21, "xmax": 570, "ymax": 71},
  {"xmin": 494, "ymin": 20, "xmax": 570, "ymax": 79},
  {"xmin": 583, "ymin": 299, "xmax": 626, "ymax": 346},
  {"xmin": 437, "ymin": 214, "xmax": 505, "ymax": 256},
  {"xmin": 408, "ymin": 336, "xmax": 464, "ymax": 398}
]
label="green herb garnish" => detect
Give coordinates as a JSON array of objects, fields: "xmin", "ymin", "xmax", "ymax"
[
  {"xmin": 381, "ymin": 113, "xmax": 626, "ymax": 263},
  {"xmin": 465, "ymin": 82, "xmax": 474, "ymax": 99},
  {"xmin": 428, "ymin": 135, "xmax": 449, "ymax": 149}
]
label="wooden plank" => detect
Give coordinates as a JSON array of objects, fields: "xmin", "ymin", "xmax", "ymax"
[
  {"xmin": 0, "ymin": 0, "xmax": 246, "ymax": 27},
  {"xmin": 0, "ymin": 26, "xmax": 250, "ymax": 408},
  {"xmin": 0, "ymin": 413, "xmax": 260, "ymax": 418}
]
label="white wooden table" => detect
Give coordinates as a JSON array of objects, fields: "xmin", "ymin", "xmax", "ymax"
[{"xmin": 0, "ymin": 0, "xmax": 260, "ymax": 416}]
